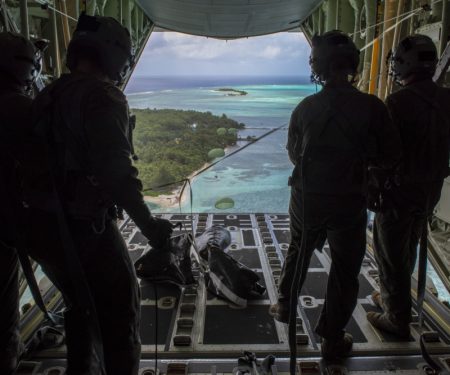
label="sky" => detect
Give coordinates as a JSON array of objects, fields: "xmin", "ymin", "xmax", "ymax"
[{"xmin": 132, "ymin": 31, "xmax": 311, "ymax": 77}]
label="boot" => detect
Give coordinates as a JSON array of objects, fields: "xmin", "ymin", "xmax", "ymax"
[
  {"xmin": 268, "ymin": 302, "xmax": 290, "ymax": 324},
  {"xmin": 371, "ymin": 290, "xmax": 383, "ymax": 310},
  {"xmin": 321, "ymin": 333, "xmax": 353, "ymax": 361},
  {"xmin": 366, "ymin": 312, "xmax": 410, "ymax": 339}
]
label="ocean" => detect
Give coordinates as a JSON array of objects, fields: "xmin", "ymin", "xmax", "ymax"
[
  {"xmin": 125, "ymin": 75, "xmax": 450, "ymax": 303},
  {"xmin": 126, "ymin": 75, "xmax": 316, "ymax": 213}
]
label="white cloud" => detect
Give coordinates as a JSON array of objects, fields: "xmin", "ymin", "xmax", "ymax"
[
  {"xmin": 258, "ymin": 45, "xmax": 281, "ymax": 59},
  {"xmin": 134, "ymin": 31, "xmax": 311, "ymax": 76},
  {"xmin": 146, "ymin": 32, "xmax": 307, "ymax": 61}
]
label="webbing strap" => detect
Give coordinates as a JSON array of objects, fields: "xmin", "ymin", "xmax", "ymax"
[
  {"xmin": 417, "ymin": 221, "xmax": 428, "ymax": 327},
  {"xmin": 288, "ymin": 230, "xmax": 309, "ymax": 375},
  {"xmin": 16, "ymin": 247, "xmax": 57, "ymax": 325}
]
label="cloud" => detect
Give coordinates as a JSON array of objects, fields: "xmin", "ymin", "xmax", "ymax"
[
  {"xmin": 133, "ymin": 31, "xmax": 311, "ymax": 76},
  {"xmin": 259, "ymin": 45, "xmax": 281, "ymax": 59}
]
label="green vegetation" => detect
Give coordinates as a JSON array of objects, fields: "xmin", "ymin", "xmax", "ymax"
[
  {"xmin": 216, "ymin": 88, "xmax": 248, "ymax": 96},
  {"xmin": 132, "ymin": 108, "xmax": 245, "ymax": 194}
]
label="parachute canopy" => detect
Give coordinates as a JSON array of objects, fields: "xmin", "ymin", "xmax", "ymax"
[
  {"xmin": 214, "ymin": 197, "xmax": 235, "ymax": 210},
  {"xmin": 216, "ymin": 128, "xmax": 227, "ymax": 136},
  {"xmin": 208, "ymin": 148, "xmax": 225, "ymax": 160},
  {"xmin": 228, "ymin": 128, "xmax": 238, "ymax": 136}
]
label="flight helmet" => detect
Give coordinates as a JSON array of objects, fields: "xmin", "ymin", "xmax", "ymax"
[
  {"xmin": 389, "ymin": 34, "xmax": 437, "ymax": 84},
  {"xmin": 0, "ymin": 32, "xmax": 43, "ymax": 91},
  {"xmin": 310, "ymin": 30, "xmax": 360, "ymax": 84},
  {"xmin": 66, "ymin": 13, "xmax": 134, "ymax": 84}
]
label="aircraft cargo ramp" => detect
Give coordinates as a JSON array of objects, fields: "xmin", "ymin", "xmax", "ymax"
[{"xmin": 22, "ymin": 214, "xmax": 450, "ymax": 374}]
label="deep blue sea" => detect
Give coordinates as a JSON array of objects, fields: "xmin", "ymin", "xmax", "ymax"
[{"xmin": 126, "ymin": 75, "xmax": 316, "ymax": 213}]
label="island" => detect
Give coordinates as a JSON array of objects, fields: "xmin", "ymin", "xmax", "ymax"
[
  {"xmin": 132, "ymin": 108, "xmax": 245, "ymax": 197},
  {"xmin": 215, "ymin": 88, "xmax": 248, "ymax": 96}
]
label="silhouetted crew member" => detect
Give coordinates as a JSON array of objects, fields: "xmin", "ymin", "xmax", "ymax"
[
  {"xmin": 367, "ymin": 35, "xmax": 450, "ymax": 337},
  {"xmin": 269, "ymin": 31, "xmax": 401, "ymax": 360},
  {"xmin": 0, "ymin": 32, "xmax": 42, "ymax": 375},
  {"xmin": 23, "ymin": 14, "xmax": 173, "ymax": 375}
]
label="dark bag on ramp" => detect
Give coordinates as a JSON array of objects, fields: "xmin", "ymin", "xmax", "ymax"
[
  {"xmin": 134, "ymin": 233, "xmax": 195, "ymax": 286},
  {"xmin": 196, "ymin": 225, "xmax": 266, "ymax": 307}
]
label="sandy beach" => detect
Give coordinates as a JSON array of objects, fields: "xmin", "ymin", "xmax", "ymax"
[{"xmin": 144, "ymin": 162, "xmax": 210, "ymax": 209}]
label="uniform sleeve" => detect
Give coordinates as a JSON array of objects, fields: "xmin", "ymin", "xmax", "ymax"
[
  {"xmin": 83, "ymin": 86, "xmax": 154, "ymax": 235},
  {"xmin": 369, "ymin": 97, "xmax": 402, "ymax": 170},
  {"xmin": 286, "ymin": 105, "xmax": 302, "ymax": 165}
]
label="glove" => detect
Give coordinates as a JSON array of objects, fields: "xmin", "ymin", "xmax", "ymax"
[{"xmin": 145, "ymin": 217, "xmax": 173, "ymax": 248}]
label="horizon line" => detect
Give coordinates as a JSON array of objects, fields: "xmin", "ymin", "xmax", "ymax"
[{"xmin": 130, "ymin": 74, "xmax": 311, "ymax": 78}]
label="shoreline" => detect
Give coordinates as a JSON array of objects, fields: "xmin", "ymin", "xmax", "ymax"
[
  {"xmin": 144, "ymin": 143, "xmax": 240, "ymax": 209},
  {"xmin": 144, "ymin": 162, "xmax": 209, "ymax": 209}
]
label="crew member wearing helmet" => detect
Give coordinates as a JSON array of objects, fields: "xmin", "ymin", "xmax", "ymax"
[
  {"xmin": 0, "ymin": 31, "xmax": 42, "ymax": 374},
  {"xmin": 23, "ymin": 14, "xmax": 173, "ymax": 374},
  {"xmin": 269, "ymin": 30, "xmax": 401, "ymax": 360},
  {"xmin": 367, "ymin": 35, "xmax": 450, "ymax": 337}
]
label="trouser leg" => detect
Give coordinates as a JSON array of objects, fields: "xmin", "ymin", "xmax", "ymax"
[
  {"xmin": 80, "ymin": 220, "xmax": 141, "ymax": 375},
  {"xmin": 278, "ymin": 188, "xmax": 320, "ymax": 305},
  {"xmin": 0, "ymin": 244, "xmax": 20, "ymax": 375},
  {"xmin": 278, "ymin": 241, "xmax": 316, "ymax": 305},
  {"xmin": 373, "ymin": 211, "xmax": 415, "ymax": 323},
  {"xmin": 27, "ymin": 211, "xmax": 140, "ymax": 375},
  {"xmin": 26, "ymin": 213, "xmax": 98, "ymax": 375},
  {"xmin": 315, "ymin": 203, "xmax": 366, "ymax": 340}
]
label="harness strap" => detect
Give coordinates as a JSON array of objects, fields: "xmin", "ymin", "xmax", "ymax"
[
  {"xmin": 16, "ymin": 247, "xmax": 58, "ymax": 325},
  {"xmin": 417, "ymin": 219, "xmax": 428, "ymax": 328}
]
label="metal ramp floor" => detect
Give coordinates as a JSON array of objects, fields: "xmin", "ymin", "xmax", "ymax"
[{"xmin": 27, "ymin": 213, "xmax": 450, "ymax": 375}]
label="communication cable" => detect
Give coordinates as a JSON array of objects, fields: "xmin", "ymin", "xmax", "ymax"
[
  {"xmin": 359, "ymin": 11, "xmax": 418, "ymax": 52},
  {"xmin": 33, "ymin": 0, "xmax": 77, "ymax": 22},
  {"xmin": 350, "ymin": 5, "xmax": 426, "ymax": 38},
  {"xmin": 356, "ymin": 2, "xmax": 444, "ymax": 54}
]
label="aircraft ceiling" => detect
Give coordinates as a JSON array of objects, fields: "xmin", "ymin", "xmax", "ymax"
[{"xmin": 136, "ymin": 0, "xmax": 323, "ymax": 38}]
